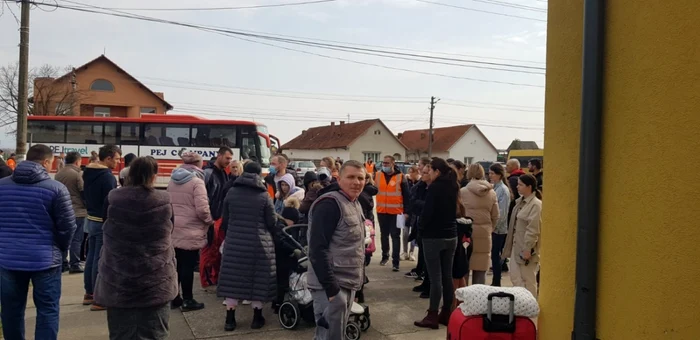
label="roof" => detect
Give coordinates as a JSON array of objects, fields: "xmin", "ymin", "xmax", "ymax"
[
  {"xmin": 53, "ymin": 55, "xmax": 173, "ymax": 111},
  {"xmin": 506, "ymin": 140, "xmax": 540, "ymax": 151},
  {"xmin": 400, "ymin": 124, "xmax": 498, "ymax": 154},
  {"xmin": 400, "ymin": 125, "xmax": 472, "ymax": 153},
  {"xmin": 282, "ymin": 119, "xmax": 405, "ymax": 150}
]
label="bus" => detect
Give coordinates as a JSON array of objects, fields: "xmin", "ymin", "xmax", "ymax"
[
  {"xmin": 28, "ymin": 114, "xmax": 273, "ymax": 187},
  {"xmin": 507, "ymin": 149, "xmax": 544, "ymax": 173}
]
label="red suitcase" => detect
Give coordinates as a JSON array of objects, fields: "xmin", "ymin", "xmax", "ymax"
[{"xmin": 447, "ymin": 292, "xmax": 537, "ymax": 340}]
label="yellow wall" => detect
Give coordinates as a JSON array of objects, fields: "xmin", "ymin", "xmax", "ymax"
[{"xmin": 542, "ymin": 1, "xmax": 700, "ymax": 339}]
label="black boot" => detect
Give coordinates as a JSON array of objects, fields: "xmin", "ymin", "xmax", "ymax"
[
  {"xmin": 182, "ymin": 299, "xmax": 205, "ymax": 312},
  {"xmin": 171, "ymin": 295, "xmax": 183, "ymax": 309},
  {"xmin": 251, "ymin": 308, "xmax": 265, "ymax": 329},
  {"xmin": 225, "ymin": 309, "xmax": 236, "ymax": 332},
  {"xmin": 356, "ymin": 290, "xmax": 365, "ymax": 304}
]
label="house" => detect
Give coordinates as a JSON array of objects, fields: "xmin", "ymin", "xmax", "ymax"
[
  {"xmin": 399, "ymin": 124, "xmax": 498, "ymax": 164},
  {"xmin": 32, "ymin": 55, "xmax": 172, "ymax": 118},
  {"xmin": 281, "ymin": 119, "xmax": 406, "ymax": 163},
  {"xmin": 506, "ymin": 140, "xmax": 540, "ymax": 151}
]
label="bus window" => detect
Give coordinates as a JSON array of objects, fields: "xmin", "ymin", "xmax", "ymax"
[
  {"xmin": 66, "ymin": 122, "xmax": 105, "ymax": 144},
  {"xmin": 144, "ymin": 124, "xmax": 190, "ymax": 146},
  {"xmin": 104, "ymin": 123, "xmax": 117, "ymax": 144},
  {"xmin": 27, "ymin": 121, "xmax": 65, "ymax": 143},
  {"xmin": 191, "ymin": 125, "xmax": 237, "ymax": 148},
  {"xmin": 119, "ymin": 123, "xmax": 140, "ymax": 145}
]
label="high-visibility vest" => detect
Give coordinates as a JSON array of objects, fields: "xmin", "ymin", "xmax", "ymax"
[
  {"xmin": 375, "ymin": 171, "xmax": 404, "ymax": 214},
  {"xmin": 365, "ymin": 162, "xmax": 375, "ymax": 174}
]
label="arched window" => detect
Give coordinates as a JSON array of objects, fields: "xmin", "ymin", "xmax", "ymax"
[
  {"xmin": 393, "ymin": 153, "xmax": 402, "ymax": 161},
  {"xmin": 90, "ymin": 79, "xmax": 114, "ymax": 92}
]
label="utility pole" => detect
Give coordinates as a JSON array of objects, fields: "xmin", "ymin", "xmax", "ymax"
[
  {"xmin": 16, "ymin": 0, "xmax": 31, "ymax": 161},
  {"xmin": 347, "ymin": 113, "xmax": 350, "ymax": 123},
  {"xmin": 428, "ymin": 96, "xmax": 436, "ymax": 158}
]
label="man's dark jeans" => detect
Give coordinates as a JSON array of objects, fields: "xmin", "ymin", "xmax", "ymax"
[
  {"xmin": 377, "ymin": 213, "xmax": 401, "ymax": 267},
  {"xmin": 63, "ymin": 217, "xmax": 85, "ymax": 270},
  {"xmin": 0, "ymin": 266, "xmax": 62, "ymax": 340},
  {"xmin": 84, "ymin": 220, "xmax": 104, "ymax": 295}
]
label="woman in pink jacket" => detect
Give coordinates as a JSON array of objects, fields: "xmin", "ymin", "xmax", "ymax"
[{"xmin": 167, "ymin": 152, "xmax": 213, "ymax": 312}]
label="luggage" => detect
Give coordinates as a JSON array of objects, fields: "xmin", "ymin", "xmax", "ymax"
[
  {"xmin": 456, "ymin": 285, "xmax": 539, "ymax": 318},
  {"xmin": 447, "ymin": 292, "xmax": 537, "ymax": 340}
]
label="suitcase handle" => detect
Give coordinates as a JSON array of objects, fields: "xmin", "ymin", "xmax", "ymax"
[{"xmin": 486, "ymin": 292, "xmax": 515, "ymax": 324}]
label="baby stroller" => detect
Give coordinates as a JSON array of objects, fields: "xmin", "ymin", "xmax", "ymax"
[{"xmin": 277, "ymin": 224, "xmax": 371, "ymax": 340}]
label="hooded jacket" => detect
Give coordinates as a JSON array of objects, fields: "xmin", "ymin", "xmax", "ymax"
[
  {"xmin": 218, "ymin": 173, "xmax": 280, "ymax": 302},
  {"xmin": 94, "ymin": 187, "xmax": 178, "ymax": 309},
  {"xmin": 460, "ymin": 180, "xmax": 499, "ymax": 272},
  {"xmin": 83, "ymin": 163, "xmax": 117, "ymax": 222},
  {"xmin": 274, "ymin": 173, "xmax": 305, "ymax": 214},
  {"xmin": 0, "ymin": 161, "xmax": 77, "ymax": 271},
  {"xmin": 168, "ymin": 168, "xmax": 214, "ymax": 250}
]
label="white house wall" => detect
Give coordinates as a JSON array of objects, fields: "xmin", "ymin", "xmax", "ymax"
[
  {"xmin": 448, "ymin": 128, "xmax": 498, "ymax": 163},
  {"xmin": 348, "ymin": 121, "xmax": 406, "ymax": 162},
  {"xmin": 285, "ymin": 149, "xmax": 350, "ymax": 162}
]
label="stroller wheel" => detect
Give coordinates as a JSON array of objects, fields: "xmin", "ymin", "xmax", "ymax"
[
  {"xmin": 278, "ymin": 301, "xmax": 300, "ymax": 330},
  {"xmin": 358, "ymin": 314, "xmax": 371, "ymax": 332},
  {"xmin": 345, "ymin": 321, "xmax": 361, "ymax": 340}
]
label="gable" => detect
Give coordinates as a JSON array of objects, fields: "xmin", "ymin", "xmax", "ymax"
[
  {"xmin": 282, "ymin": 119, "xmax": 379, "ymax": 150},
  {"xmin": 400, "ymin": 125, "xmax": 472, "ymax": 153}
]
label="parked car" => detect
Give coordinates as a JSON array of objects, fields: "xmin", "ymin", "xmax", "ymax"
[{"xmin": 290, "ymin": 160, "xmax": 317, "ymax": 186}]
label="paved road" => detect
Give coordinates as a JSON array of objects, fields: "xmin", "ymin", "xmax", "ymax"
[{"xmin": 21, "ymin": 257, "xmax": 513, "ymax": 339}]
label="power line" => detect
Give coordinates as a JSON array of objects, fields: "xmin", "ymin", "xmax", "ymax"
[
  {"xmin": 31, "ymin": 1, "xmax": 545, "ymax": 87},
  {"xmin": 66, "ymin": 0, "xmax": 336, "ymax": 11},
  {"xmin": 416, "ymin": 0, "xmax": 546, "ymax": 22},
  {"xmin": 59, "ymin": 0, "xmax": 544, "ymax": 73},
  {"xmin": 473, "ymin": 0, "xmax": 546, "ymax": 13},
  {"xmin": 3, "ymin": 0, "xmax": 20, "ymax": 24}
]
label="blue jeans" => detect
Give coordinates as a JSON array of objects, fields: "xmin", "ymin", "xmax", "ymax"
[
  {"xmin": 0, "ymin": 266, "xmax": 62, "ymax": 340},
  {"xmin": 66, "ymin": 217, "xmax": 86, "ymax": 268},
  {"xmin": 491, "ymin": 233, "xmax": 508, "ymax": 286},
  {"xmin": 83, "ymin": 220, "xmax": 104, "ymax": 295}
]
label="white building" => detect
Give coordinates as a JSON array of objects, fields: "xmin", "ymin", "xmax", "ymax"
[
  {"xmin": 282, "ymin": 119, "xmax": 406, "ymax": 163},
  {"xmin": 400, "ymin": 124, "xmax": 498, "ymax": 164}
]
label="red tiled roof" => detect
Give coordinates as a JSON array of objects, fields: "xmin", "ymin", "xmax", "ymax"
[
  {"xmin": 282, "ymin": 119, "xmax": 383, "ymax": 150},
  {"xmin": 400, "ymin": 125, "xmax": 473, "ymax": 153}
]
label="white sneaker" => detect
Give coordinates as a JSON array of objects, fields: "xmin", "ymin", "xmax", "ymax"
[
  {"xmin": 242, "ymin": 300, "xmax": 251, "ymax": 305},
  {"xmin": 400, "ymin": 252, "xmax": 409, "ymax": 261},
  {"xmin": 409, "ymin": 254, "xmax": 416, "ymax": 261}
]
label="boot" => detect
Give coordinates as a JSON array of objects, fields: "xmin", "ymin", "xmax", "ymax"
[
  {"xmin": 412, "ymin": 283, "xmax": 426, "ymax": 293},
  {"xmin": 438, "ymin": 306, "xmax": 451, "ymax": 326},
  {"xmin": 414, "ymin": 310, "xmax": 439, "ymax": 329},
  {"xmin": 171, "ymin": 295, "xmax": 183, "ymax": 309},
  {"xmin": 251, "ymin": 308, "xmax": 265, "ymax": 329},
  {"xmin": 356, "ymin": 290, "xmax": 365, "ymax": 304},
  {"xmin": 224, "ymin": 309, "xmax": 236, "ymax": 332},
  {"xmin": 419, "ymin": 291, "xmax": 430, "ymax": 299},
  {"xmin": 182, "ymin": 299, "xmax": 205, "ymax": 312}
]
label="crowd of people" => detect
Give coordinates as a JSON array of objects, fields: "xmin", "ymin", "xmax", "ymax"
[{"xmin": 0, "ymin": 144, "xmax": 543, "ymax": 339}]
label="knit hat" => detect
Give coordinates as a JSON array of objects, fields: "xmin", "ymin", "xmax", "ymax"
[
  {"xmin": 181, "ymin": 152, "xmax": 202, "ymax": 165},
  {"xmin": 244, "ymin": 161, "xmax": 262, "ymax": 175},
  {"xmin": 303, "ymin": 171, "xmax": 318, "ymax": 189},
  {"xmin": 281, "ymin": 206, "xmax": 300, "ymax": 224}
]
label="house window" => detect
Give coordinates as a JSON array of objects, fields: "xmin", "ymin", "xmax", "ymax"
[
  {"xmin": 363, "ymin": 152, "xmax": 380, "ymax": 163},
  {"xmin": 464, "ymin": 157, "xmax": 474, "ymax": 165},
  {"xmin": 94, "ymin": 107, "xmax": 110, "ymax": 117},
  {"xmin": 373, "ymin": 130, "xmax": 381, "ymax": 135},
  {"xmin": 393, "ymin": 153, "xmax": 402, "ymax": 161},
  {"xmin": 140, "ymin": 107, "xmax": 157, "ymax": 114},
  {"xmin": 90, "ymin": 79, "xmax": 114, "ymax": 92}
]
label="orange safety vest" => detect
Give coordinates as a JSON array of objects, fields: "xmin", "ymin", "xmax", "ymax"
[
  {"xmin": 7, "ymin": 158, "xmax": 15, "ymax": 170},
  {"xmin": 375, "ymin": 171, "xmax": 404, "ymax": 215},
  {"xmin": 365, "ymin": 162, "xmax": 375, "ymax": 174}
]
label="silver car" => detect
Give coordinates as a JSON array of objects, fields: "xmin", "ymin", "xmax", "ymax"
[{"xmin": 290, "ymin": 160, "xmax": 317, "ymax": 185}]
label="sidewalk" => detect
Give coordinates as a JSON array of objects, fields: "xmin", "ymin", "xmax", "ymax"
[{"xmin": 19, "ymin": 258, "xmax": 512, "ymax": 339}]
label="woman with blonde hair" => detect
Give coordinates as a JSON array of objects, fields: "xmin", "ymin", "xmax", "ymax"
[
  {"xmin": 320, "ymin": 156, "xmax": 339, "ymax": 180},
  {"xmin": 460, "ymin": 163, "xmax": 498, "ymax": 285}
]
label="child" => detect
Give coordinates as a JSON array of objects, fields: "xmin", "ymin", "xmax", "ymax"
[{"xmin": 273, "ymin": 197, "xmax": 302, "ymax": 313}]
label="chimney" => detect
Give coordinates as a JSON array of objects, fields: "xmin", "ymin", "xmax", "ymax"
[
  {"xmin": 340, "ymin": 121, "xmax": 345, "ymax": 125},
  {"xmin": 331, "ymin": 122, "xmax": 335, "ymax": 126},
  {"xmin": 302, "ymin": 129, "xmax": 307, "ymax": 135}
]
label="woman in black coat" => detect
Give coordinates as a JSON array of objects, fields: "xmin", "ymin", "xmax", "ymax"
[{"xmin": 218, "ymin": 162, "xmax": 281, "ymax": 332}]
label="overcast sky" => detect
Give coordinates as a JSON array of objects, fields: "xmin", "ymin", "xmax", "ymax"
[{"xmin": 0, "ymin": 0, "xmax": 547, "ymax": 150}]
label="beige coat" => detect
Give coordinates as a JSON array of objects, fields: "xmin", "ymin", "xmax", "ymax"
[
  {"xmin": 461, "ymin": 180, "xmax": 498, "ymax": 272},
  {"xmin": 502, "ymin": 194, "xmax": 542, "ymax": 264},
  {"xmin": 54, "ymin": 164, "xmax": 86, "ymax": 218}
]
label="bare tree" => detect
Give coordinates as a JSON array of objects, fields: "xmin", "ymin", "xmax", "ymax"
[{"xmin": 0, "ymin": 63, "xmax": 86, "ymax": 134}]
